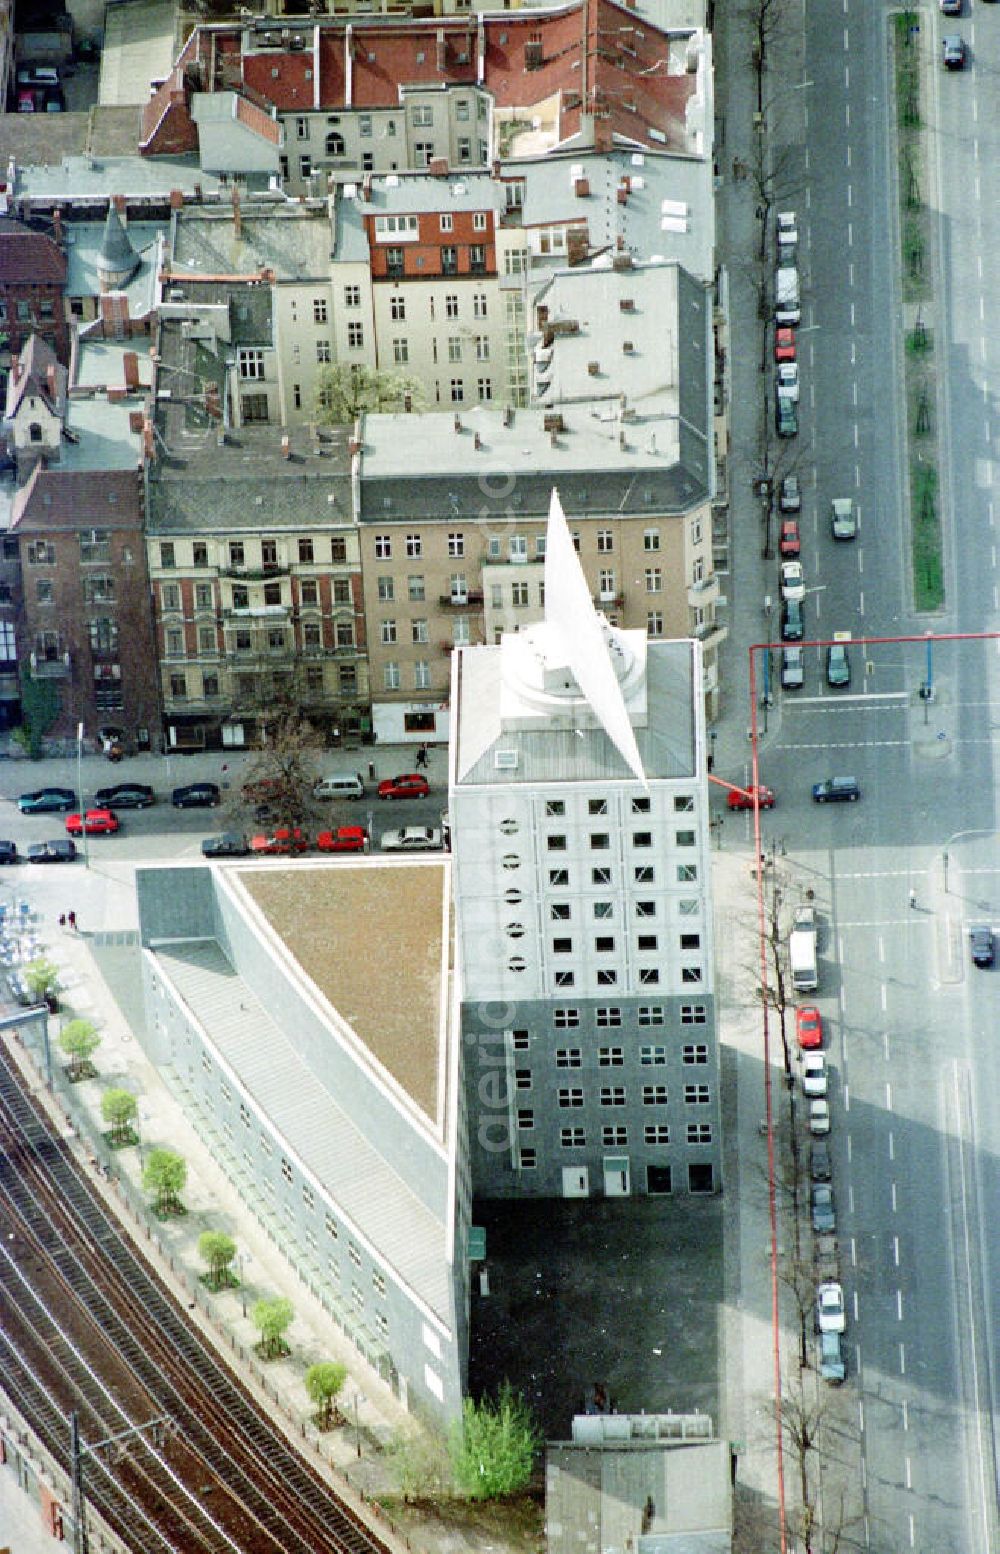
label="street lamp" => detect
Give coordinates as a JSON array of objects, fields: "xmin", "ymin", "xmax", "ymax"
[{"xmin": 76, "ymin": 722, "xmax": 90, "ymax": 870}]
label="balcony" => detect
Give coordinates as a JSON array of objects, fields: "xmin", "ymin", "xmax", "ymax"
[
  {"xmin": 221, "ymin": 562, "xmax": 290, "ymax": 581},
  {"xmin": 593, "ymin": 593, "xmax": 626, "ymax": 610},
  {"xmin": 438, "ymin": 591, "xmax": 484, "ymax": 608},
  {"xmin": 687, "ymin": 574, "xmax": 721, "ymax": 609},
  {"xmin": 29, "ymin": 651, "xmax": 71, "ymax": 679}
]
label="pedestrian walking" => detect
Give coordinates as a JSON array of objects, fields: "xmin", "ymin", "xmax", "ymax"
[
  {"xmin": 908, "ymin": 889, "xmax": 917, "ymax": 910},
  {"xmin": 415, "ymin": 743, "xmax": 428, "ymax": 770},
  {"xmin": 67, "ymin": 910, "xmax": 77, "ymax": 931},
  {"xmin": 58, "ymin": 914, "xmax": 66, "ymax": 929}
]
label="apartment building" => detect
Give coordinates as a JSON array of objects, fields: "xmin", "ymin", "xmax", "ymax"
[
  {"xmin": 145, "ymin": 317, "xmax": 367, "ymax": 751},
  {"xmin": 357, "ymin": 255, "xmax": 722, "ymax": 745},
  {"xmin": 0, "ymin": 217, "xmax": 70, "ymax": 366},
  {"xmin": 451, "ymin": 492, "xmax": 721, "ymax": 1199},
  {"xmin": 167, "ymin": 202, "xmax": 350, "ymax": 430},
  {"xmin": 140, "ymin": 4, "xmax": 709, "ymax": 198},
  {"xmin": 2, "ymin": 335, "xmax": 160, "ymax": 749}
]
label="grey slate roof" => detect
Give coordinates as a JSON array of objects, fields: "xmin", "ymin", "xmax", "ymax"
[
  {"xmin": 153, "ymin": 938, "xmax": 452, "ymax": 1322},
  {"xmin": 98, "ymin": 203, "xmax": 140, "ymax": 278},
  {"xmin": 170, "ymin": 208, "xmax": 335, "ymax": 281}
]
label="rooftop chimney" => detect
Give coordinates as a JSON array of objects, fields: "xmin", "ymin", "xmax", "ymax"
[
  {"xmin": 474, "ymin": 431, "xmax": 482, "ymax": 450},
  {"xmin": 123, "ymin": 351, "xmax": 140, "ymax": 390},
  {"xmin": 281, "ymin": 433, "xmax": 291, "ymax": 458},
  {"xmin": 46, "ymin": 364, "xmax": 57, "ymax": 400},
  {"xmin": 52, "ymin": 208, "xmax": 62, "ymax": 243},
  {"xmin": 232, "ymin": 183, "xmax": 242, "ymax": 241},
  {"xmin": 453, "ymin": 414, "xmax": 463, "ymax": 433}
]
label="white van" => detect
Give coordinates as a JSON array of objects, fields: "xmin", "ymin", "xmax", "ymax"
[{"xmin": 314, "ymin": 773, "xmax": 365, "ymax": 801}]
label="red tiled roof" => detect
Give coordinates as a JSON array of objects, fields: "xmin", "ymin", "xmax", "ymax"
[
  {"xmin": 0, "ymin": 226, "xmax": 66, "ymax": 285},
  {"xmin": 146, "ymin": 1, "xmax": 697, "ymax": 157}
]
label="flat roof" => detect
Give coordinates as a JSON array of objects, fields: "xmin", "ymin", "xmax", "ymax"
[
  {"xmin": 531, "ymin": 262, "xmax": 681, "ymax": 406},
  {"xmin": 74, "ymin": 339, "xmax": 154, "ymax": 391},
  {"xmin": 62, "ymin": 394, "xmax": 144, "ymax": 470},
  {"xmin": 13, "ymin": 155, "xmax": 236, "ymax": 204},
  {"xmin": 510, "ymin": 147, "xmax": 715, "ymax": 283},
  {"xmin": 349, "ymin": 170, "xmax": 504, "ymax": 218},
  {"xmin": 240, "ymin": 861, "xmax": 448, "ymax": 1123},
  {"xmin": 152, "ymin": 922, "xmax": 452, "ymax": 1322},
  {"xmin": 171, "ymin": 207, "xmax": 336, "ymax": 282},
  {"xmin": 454, "ymin": 637, "xmax": 698, "ymax": 787}
]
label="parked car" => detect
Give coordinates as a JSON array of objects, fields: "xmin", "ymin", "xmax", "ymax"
[
  {"xmin": 780, "ymin": 561, "xmax": 805, "ymax": 601},
  {"xmin": 26, "ymin": 839, "xmax": 78, "ymax": 864},
  {"xmin": 781, "ymin": 647, "xmax": 804, "ymax": 690},
  {"xmin": 830, "ymin": 498, "xmax": 857, "ymax": 541},
  {"xmin": 380, "ymin": 826, "xmax": 443, "ymax": 852},
  {"xmin": 812, "ymin": 776, "xmax": 860, "ymax": 804},
  {"xmin": 0, "ymin": 841, "xmax": 18, "ymax": 865},
  {"xmin": 940, "ymin": 0, "xmax": 961, "ymax": 11},
  {"xmin": 776, "ymin": 515, "xmax": 801, "ymax": 559},
  {"xmin": 802, "ymin": 1052, "xmax": 828, "ymax": 1097},
  {"xmin": 201, "ymin": 833, "xmax": 251, "ymax": 858},
  {"xmin": 776, "ymin": 397, "xmax": 798, "ymax": 438},
  {"xmin": 779, "ymin": 518, "xmax": 801, "ymax": 557},
  {"xmin": 810, "ymin": 1141, "xmax": 832, "ymax": 1182},
  {"xmin": 65, "ymin": 809, "xmax": 120, "ymax": 836},
  {"xmin": 315, "ymin": 826, "xmax": 369, "ymax": 853},
  {"xmin": 94, "ymin": 782, "xmax": 155, "ymax": 809},
  {"xmin": 781, "ymin": 598, "xmax": 804, "ymax": 642},
  {"xmin": 811, "ymin": 1182, "xmax": 836, "ymax": 1233},
  {"xmin": 826, "ymin": 642, "xmax": 851, "ymax": 688},
  {"xmin": 809, "ymin": 1098, "xmax": 831, "ymax": 1135},
  {"xmin": 377, "ymin": 773, "xmax": 430, "ymax": 800},
  {"xmin": 818, "ymin": 1330, "xmax": 846, "ymax": 1384},
  {"xmin": 774, "ymin": 326, "xmax": 797, "ymax": 363},
  {"xmin": 779, "ymin": 474, "xmax": 802, "ymax": 514},
  {"xmin": 942, "ymin": 33, "xmax": 965, "ymax": 65},
  {"xmin": 776, "ymin": 363, "xmax": 800, "ymax": 401},
  {"xmin": 726, "ymin": 784, "xmax": 775, "ymax": 812},
  {"xmin": 816, "ymin": 1281, "xmax": 846, "ymax": 1333},
  {"xmin": 796, "ymin": 1006, "xmax": 823, "ymax": 1049},
  {"xmin": 172, "ymin": 782, "xmax": 221, "ymax": 808},
  {"xmin": 18, "ymin": 787, "xmax": 77, "ymax": 814},
  {"xmin": 250, "ymin": 828, "xmax": 309, "ymax": 855},
  {"xmin": 970, "ymin": 923, "xmax": 994, "ymax": 967}
]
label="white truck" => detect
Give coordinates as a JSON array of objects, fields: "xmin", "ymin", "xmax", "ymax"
[
  {"xmin": 775, "ymin": 266, "xmax": 801, "ymax": 326},
  {"xmin": 789, "ymin": 903, "xmax": 818, "ymax": 992}
]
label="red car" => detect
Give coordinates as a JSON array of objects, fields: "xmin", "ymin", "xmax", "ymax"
[
  {"xmin": 65, "ymin": 808, "xmax": 120, "ymax": 836},
  {"xmin": 250, "ymin": 828, "xmax": 308, "ymax": 855},
  {"xmin": 315, "ymin": 826, "xmax": 369, "ymax": 853},
  {"xmin": 779, "ymin": 519, "xmax": 801, "ymax": 558},
  {"xmin": 726, "ymin": 784, "xmax": 775, "ymax": 811},
  {"xmin": 796, "ymin": 1006, "xmax": 823, "ymax": 1050},
  {"xmin": 774, "ymin": 327, "xmax": 797, "ymax": 363},
  {"xmin": 377, "ymin": 773, "xmax": 430, "ymax": 800}
]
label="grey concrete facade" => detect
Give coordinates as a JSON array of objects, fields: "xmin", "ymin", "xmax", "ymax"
[{"xmin": 135, "ymin": 862, "xmax": 469, "ymax": 1426}]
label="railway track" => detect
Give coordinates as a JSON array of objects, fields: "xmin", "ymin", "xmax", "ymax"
[{"xmin": 0, "ymin": 1037, "xmax": 399, "ymax": 1554}]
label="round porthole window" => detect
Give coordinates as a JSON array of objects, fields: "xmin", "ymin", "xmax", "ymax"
[
  {"xmin": 499, "ymin": 817, "xmax": 519, "ymax": 835},
  {"xmin": 507, "ymin": 956, "xmax": 526, "ymax": 972},
  {"xmin": 506, "ymin": 922, "xmax": 525, "ymax": 939},
  {"xmin": 504, "ymin": 888, "xmax": 523, "ymax": 904},
  {"xmin": 501, "ymin": 854, "xmax": 521, "ymax": 871}
]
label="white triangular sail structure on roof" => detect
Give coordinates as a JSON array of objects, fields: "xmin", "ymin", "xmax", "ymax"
[{"xmin": 544, "ymin": 487, "xmax": 647, "ymax": 784}]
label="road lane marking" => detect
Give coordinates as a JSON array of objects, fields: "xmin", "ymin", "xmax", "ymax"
[
  {"xmin": 881, "ymin": 984, "xmax": 887, "ymax": 1013},
  {"xmin": 905, "ymin": 1456, "xmax": 912, "ymax": 1490},
  {"xmin": 846, "ymin": 145, "xmax": 851, "ymax": 169},
  {"xmin": 893, "ymin": 1236, "xmax": 899, "ymax": 1266},
  {"xmin": 902, "ymin": 1398, "xmax": 908, "ymax": 1431},
  {"xmin": 844, "ymin": 1082, "xmax": 850, "ymax": 1111},
  {"xmin": 899, "ymin": 1342, "xmax": 906, "ymax": 1375},
  {"xmin": 888, "ymin": 1128, "xmax": 894, "ymax": 1158},
  {"xmin": 849, "ymin": 1183, "xmax": 855, "ymax": 1213},
  {"xmin": 853, "ymin": 1289, "xmax": 859, "ymax": 1322},
  {"xmin": 848, "ymin": 221, "xmax": 853, "ymax": 248},
  {"xmin": 891, "ymin": 1179, "xmax": 897, "ymax": 1211},
  {"xmin": 909, "ymin": 1513, "xmax": 915, "ymax": 1547},
  {"xmin": 896, "ymin": 1288, "xmax": 903, "ymax": 1320},
  {"xmin": 847, "ymin": 182, "xmax": 853, "ymax": 208}
]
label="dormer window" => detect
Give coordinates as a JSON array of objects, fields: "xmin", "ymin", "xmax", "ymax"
[{"xmin": 29, "ymin": 423, "xmax": 43, "ymax": 443}]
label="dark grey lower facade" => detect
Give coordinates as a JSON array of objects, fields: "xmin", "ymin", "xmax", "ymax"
[{"xmin": 462, "ymin": 994, "xmax": 721, "ymax": 1199}]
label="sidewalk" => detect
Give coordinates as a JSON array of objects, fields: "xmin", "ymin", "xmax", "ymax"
[{"xmin": 713, "ymin": 840, "xmax": 808, "ymax": 1547}]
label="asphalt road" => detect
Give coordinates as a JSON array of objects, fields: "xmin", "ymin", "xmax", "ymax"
[{"xmin": 717, "ymin": 0, "xmax": 1000, "ymax": 1545}]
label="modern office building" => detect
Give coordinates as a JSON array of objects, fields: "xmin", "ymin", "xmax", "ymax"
[
  {"xmin": 450, "ymin": 490, "xmax": 721, "ymax": 1200},
  {"xmin": 135, "ymin": 854, "xmax": 470, "ymax": 1425}
]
